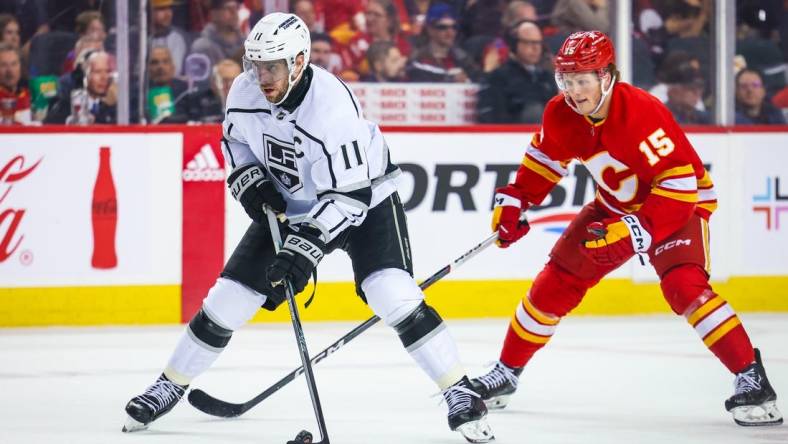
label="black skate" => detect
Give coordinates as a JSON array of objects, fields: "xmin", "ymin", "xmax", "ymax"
[
  {"xmin": 470, "ymin": 361, "xmax": 523, "ymax": 410},
  {"xmin": 725, "ymin": 348, "xmax": 783, "ymax": 426},
  {"xmin": 122, "ymin": 373, "xmax": 188, "ymax": 432},
  {"xmin": 442, "ymin": 376, "xmax": 495, "ymax": 443}
]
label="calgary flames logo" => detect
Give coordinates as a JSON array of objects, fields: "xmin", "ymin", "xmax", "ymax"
[{"xmin": 0, "ymin": 155, "xmax": 42, "ymax": 262}]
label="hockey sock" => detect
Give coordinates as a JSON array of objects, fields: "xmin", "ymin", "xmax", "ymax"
[
  {"xmin": 683, "ymin": 290, "xmax": 754, "ymax": 373},
  {"xmin": 394, "ymin": 302, "xmax": 466, "ymax": 390},
  {"xmin": 499, "ymin": 292, "xmax": 559, "ymax": 368},
  {"xmin": 164, "ymin": 308, "xmax": 233, "ymax": 386}
]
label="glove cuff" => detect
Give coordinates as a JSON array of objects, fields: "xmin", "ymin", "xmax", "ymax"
[
  {"xmin": 228, "ymin": 164, "xmax": 265, "ymax": 201},
  {"xmin": 620, "ymin": 214, "xmax": 652, "ymax": 253},
  {"xmin": 494, "ymin": 184, "xmax": 528, "ymax": 209}
]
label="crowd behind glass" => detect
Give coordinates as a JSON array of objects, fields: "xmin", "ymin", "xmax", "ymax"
[{"xmin": 0, "ymin": 0, "xmax": 785, "ymax": 126}]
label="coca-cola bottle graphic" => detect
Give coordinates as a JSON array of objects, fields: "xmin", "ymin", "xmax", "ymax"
[{"xmin": 91, "ymin": 146, "xmax": 117, "ymax": 269}]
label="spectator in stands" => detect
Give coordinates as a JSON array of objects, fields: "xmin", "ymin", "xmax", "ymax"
[
  {"xmin": 502, "ymin": 1, "xmax": 538, "ymax": 28},
  {"xmin": 182, "ymin": 57, "xmax": 242, "ymax": 123},
  {"xmin": 404, "ymin": 0, "xmax": 431, "ymax": 36},
  {"xmin": 339, "ymin": 0, "xmax": 412, "ymax": 80},
  {"xmin": 362, "ymin": 40, "xmax": 407, "ymax": 82},
  {"xmin": 551, "ymin": 0, "xmax": 609, "ymax": 34},
  {"xmin": 735, "ymin": 68, "xmax": 786, "ymax": 125},
  {"xmin": 208, "ymin": 58, "xmax": 241, "ymax": 110},
  {"xmin": 0, "ymin": 0, "xmax": 48, "ymax": 44},
  {"xmin": 293, "ymin": 0, "xmax": 323, "ymax": 32},
  {"xmin": 190, "ymin": 0, "xmax": 244, "ymax": 66},
  {"xmin": 661, "ymin": 0, "xmax": 711, "ymax": 79},
  {"xmin": 319, "ymin": 0, "xmax": 365, "ymax": 46},
  {"xmin": 649, "ymin": 50, "xmax": 705, "ymax": 112},
  {"xmin": 406, "ymin": 3, "xmax": 480, "ymax": 83},
  {"xmin": 0, "ymin": 14, "xmax": 20, "ymax": 49},
  {"xmin": 0, "ymin": 43, "xmax": 31, "ymax": 124},
  {"xmin": 310, "ymin": 32, "xmax": 343, "ymax": 75},
  {"xmin": 664, "ymin": 61, "xmax": 710, "ymax": 124},
  {"xmin": 662, "ymin": 0, "xmax": 710, "ymax": 38},
  {"xmin": 146, "ymin": 46, "xmax": 199, "ymax": 124},
  {"xmin": 62, "ymin": 11, "xmax": 107, "ymax": 74},
  {"xmin": 150, "ymin": 0, "xmax": 189, "ymax": 76},
  {"xmin": 45, "ymin": 50, "xmax": 116, "ymax": 124},
  {"xmin": 477, "ymin": 21, "xmax": 555, "ymax": 123},
  {"xmin": 458, "ymin": 0, "xmax": 507, "ymax": 41},
  {"xmin": 51, "ymin": 35, "xmax": 107, "ymax": 118}
]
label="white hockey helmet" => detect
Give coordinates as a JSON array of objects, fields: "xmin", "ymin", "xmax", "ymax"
[{"xmin": 244, "ymin": 13, "xmax": 311, "ymax": 105}]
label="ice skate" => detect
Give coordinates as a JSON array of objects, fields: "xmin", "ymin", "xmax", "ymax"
[
  {"xmin": 122, "ymin": 373, "xmax": 188, "ymax": 432},
  {"xmin": 725, "ymin": 349, "xmax": 783, "ymax": 426},
  {"xmin": 470, "ymin": 361, "xmax": 523, "ymax": 410},
  {"xmin": 442, "ymin": 376, "xmax": 495, "ymax": 443}
]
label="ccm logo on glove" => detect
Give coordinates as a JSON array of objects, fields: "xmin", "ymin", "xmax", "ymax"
[{"xmin": 621, "ymin": 215, "xmax": 652, "ymax": 253}]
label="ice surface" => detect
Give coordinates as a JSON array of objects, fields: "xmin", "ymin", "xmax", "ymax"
[{"xmin": 1, "ymin": 315, "xmax": 786, "ymax": 444}]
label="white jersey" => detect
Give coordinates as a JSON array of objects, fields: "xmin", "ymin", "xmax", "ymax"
[{"xmin": 221, "ymin": 65, "xmax": 400, "ymax": 243}]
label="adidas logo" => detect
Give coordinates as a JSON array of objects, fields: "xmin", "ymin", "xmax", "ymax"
[{"xmin": 182, "ymin": 144, "xmax": 224, "ymax": 182}]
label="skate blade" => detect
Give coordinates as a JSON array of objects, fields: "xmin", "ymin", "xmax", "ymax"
[
  {"xmin": 456, "ymin": 418, "xmax": 495, "ymax": 443},
  {"xmin": 483, "ymin": 394, "xmax": 511, "ymax": 410},
  {"xmin": 122, "ymin": 416, "xmax": 149, "ymax": 433},
  {"xmin": 731, "ymin": 401, "xmax": 783, "ymax": 426}
]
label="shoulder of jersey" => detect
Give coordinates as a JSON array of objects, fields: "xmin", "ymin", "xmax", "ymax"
[
  {"xmin": 298, "ymin": 66, "xmax": 361, "ymax": 130},
  {"xmin": 616, "ymin": 83, "xmax": 670, "ymax": 121},
  {"xmin": 226, "ymin": 71, "xmax": 269, "ymax": 111}
]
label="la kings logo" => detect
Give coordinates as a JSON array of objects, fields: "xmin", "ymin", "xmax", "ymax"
[{"xmin": 264, "ymin": 134, "xmax": 302, "ymax": 193}]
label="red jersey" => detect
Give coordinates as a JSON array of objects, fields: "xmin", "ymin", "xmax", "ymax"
[{"xmin": 511, "ymin": 82, "xmax": 717, "ymax": 243}]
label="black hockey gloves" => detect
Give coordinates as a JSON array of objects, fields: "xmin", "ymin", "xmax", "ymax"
[
  {"xmin": 267, "ymin": 224, "xmax": 325, "ymax": 294},
  {"xmin": 227, "ymin": 164, "xmax": 286, "ymax": 223}
]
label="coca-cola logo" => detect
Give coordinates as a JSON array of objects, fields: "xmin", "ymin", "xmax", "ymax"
[{"xmin": 0, "ymin": 155, "xmax": 42, "ymax": 263}]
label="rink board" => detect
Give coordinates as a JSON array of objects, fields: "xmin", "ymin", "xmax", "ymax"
[{"xmin": 1, "ymin": 126, "xmax": 787, "ymax": 326}]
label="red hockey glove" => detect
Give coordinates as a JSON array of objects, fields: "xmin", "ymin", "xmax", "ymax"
[
  {"xmin": 582, "ymin": 214, "xmax": 652, "ymax": 267},
  {"xmin": 491, "ymin": 185, "xmax": 530, "ymax": 248}
]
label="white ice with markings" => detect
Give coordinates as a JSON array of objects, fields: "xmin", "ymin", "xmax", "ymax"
[{"xmin": 1, "ymin": 314, "xmax": 786, "ymax": 444}]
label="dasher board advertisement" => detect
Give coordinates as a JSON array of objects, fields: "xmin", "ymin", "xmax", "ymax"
[
  {"xmin": 226, "ymin": 130, "xmax": 744, "ymax": 282},
  {"xmin": 0, "ymin": 133, "xmax": 182, "ymax": 287},
  {"xmin": 732, "ymin": 132, "xmax": 788, "ymax": 275}
]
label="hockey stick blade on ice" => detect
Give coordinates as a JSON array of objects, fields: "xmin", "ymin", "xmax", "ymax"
[{"xmin": 188, "ymin": 231, "xmax": 499, "ymax": 418}]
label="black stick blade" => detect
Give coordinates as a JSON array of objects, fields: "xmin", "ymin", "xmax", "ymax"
[{"xmin": 187, "ymin": 389, "xmax": 250, "ymax": 418}]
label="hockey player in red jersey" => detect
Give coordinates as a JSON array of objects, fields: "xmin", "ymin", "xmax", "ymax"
[{"xmin": 470, "ymin": 31, "xmax": 782, "ymax": 427}]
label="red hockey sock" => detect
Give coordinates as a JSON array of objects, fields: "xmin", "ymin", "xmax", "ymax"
[
  {"xmin": 707, "ymin": 324, "xmax": 755, "ymax": 374},
  {"xmin": 681, "ymin": 290, "xmax": 755, "ymax": 374},
  {"xmin": 499, "ymin": 322, "xmax": 548, "ymax": 368}
]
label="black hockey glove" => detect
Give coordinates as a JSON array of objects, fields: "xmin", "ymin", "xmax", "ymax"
[
  {"xmin": 267, "ymin": 224, "xmax": 325, "ymax": 294},
  {"xmin": 227, "ymin": 164, "xmax": 286, "ymax": 223}
]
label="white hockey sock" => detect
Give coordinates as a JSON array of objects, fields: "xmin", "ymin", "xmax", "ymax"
[
  {"xmin": 164, "ymin": 328, "xmax": 222, "ymax": 386},
  {"xmin": 362, "ymin": 268, "xmax": 466, "ymax": 390},
  {"xmin": 407, "ymin": 326, "xmax": 466, "ymax": 390}
]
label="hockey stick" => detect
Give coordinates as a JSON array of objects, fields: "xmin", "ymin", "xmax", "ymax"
[
  {"xmin": 188, "ymin": 230, "xmax": 499, "ymax": 418},
  {"xmin": 265, "ymin": 207, "xmax": 330, "ymax": 444}
]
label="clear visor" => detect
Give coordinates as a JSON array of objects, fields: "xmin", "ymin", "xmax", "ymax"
[
  {"xmin": 554, "ymin": 71, "xmax": 602, "ymax": 93},
  {"xmin": 243, "ymin": 57, "xmax": 291, "ymax": 84}
]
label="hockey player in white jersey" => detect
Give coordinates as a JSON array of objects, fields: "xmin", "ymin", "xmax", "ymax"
[{"xmin": 123, "ymin": 12, "xmax": 493, "ymax": 443}]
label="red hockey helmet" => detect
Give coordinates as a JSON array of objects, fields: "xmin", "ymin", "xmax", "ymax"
[{"xmin": 554, "ymin": 31, "xmax": 615, "ymax": 73}]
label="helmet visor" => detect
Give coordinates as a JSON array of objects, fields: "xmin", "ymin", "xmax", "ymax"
[
  {"xmin": 243, "ymin": 57, "xmax": 290, "ymax": 84},
  {"xmin": 554, "ymin": 71, "xmax": 601, "ymax": 93}
]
